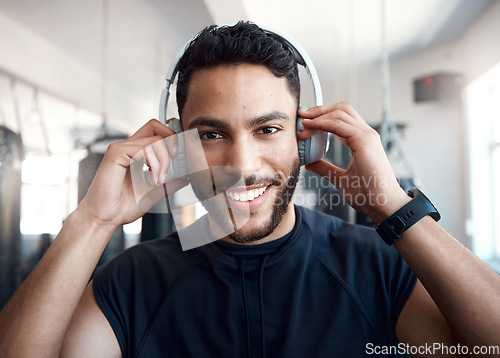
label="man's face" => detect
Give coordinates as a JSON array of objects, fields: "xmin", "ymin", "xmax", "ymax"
[{"xmin": 181, "ymin": 63, "xmax": 300, "ymax": 244}]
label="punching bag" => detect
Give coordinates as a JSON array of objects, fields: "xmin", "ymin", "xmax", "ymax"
[
  {"xmin": 78, "ymin": 152, "xmax": 124, "ymax": 265},
  {"xmin": 0, "ymin": 126, "xmax": 23, "ymax": 309}
]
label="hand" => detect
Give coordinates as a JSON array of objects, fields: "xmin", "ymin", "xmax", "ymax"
[
  {"xmin": 298, "ymin": 102, "xmax": 409, "ymax": 223},
  {"xmin": 77, "ymin": 119, "xmax": 188, "ymax": 229}
]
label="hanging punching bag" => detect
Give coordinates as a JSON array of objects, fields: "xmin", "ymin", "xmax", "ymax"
[
  {"xmin": 0, "ymin": 126, "xmax": 23, "ymax": 310},
  {"xmin": 78, "ymin": 152, "xmax": 124, "ymax": 265}
]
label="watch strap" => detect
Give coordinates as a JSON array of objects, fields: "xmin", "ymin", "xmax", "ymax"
[{"xmin": 376, "ymin": 188, "xmax": 441, "ymax": 245}]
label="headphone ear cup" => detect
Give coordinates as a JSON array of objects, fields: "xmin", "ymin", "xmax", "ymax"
[
  {"xmin": 297, "ymin": 139, "xmax": 306, "ymax": 167},
  {"xmin": 296, "ymin": 119, "xmax": 306, "ymax": 167},
  {"xmin": 167, "ymin": 119, "xmax": 188, "ymax": 178},
  {"xmin": 296, "ymin": 106, "xmax": 308, "ymax": 166},
  {"xmin": 296, "ymin": 106, "xmax": 329, "ymax": 166}
]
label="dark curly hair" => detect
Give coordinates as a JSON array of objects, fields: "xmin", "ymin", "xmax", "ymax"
[{"xmin": 175, "ymin": 21, "xmax": 300, "ymax": 118}]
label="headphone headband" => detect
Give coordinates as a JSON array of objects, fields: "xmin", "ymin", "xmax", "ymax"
[{"xmin": 159, "ymin": 23, "xmax": 323, "ymax": 124}]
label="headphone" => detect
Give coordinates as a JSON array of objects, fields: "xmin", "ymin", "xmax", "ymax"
[{"xmin": 159, "ymin": 24, "xmax": 329, "ymax": 177}]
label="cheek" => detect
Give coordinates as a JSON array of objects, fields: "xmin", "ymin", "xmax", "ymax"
[
  {"xmin": 188, "ymin": 169, "xmax": 213, "ymax": 196},
  {"xmin": 269, "ymin": 141, "xmax": 299, "ymax": 174},
  {"xmin": 281, "ymin": 135, "xmax": 300, "ymax": 157}
]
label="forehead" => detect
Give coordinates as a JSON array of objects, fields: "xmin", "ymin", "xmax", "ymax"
[{"xmin": 181, "ymin": 63, "xmax": 296, "ymax": 126}]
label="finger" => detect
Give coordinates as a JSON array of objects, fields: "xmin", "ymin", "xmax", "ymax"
[
  {"xmin": 133, "ymin": 119, "xmax": 179, "ymax": 157},
  {"xmin": 298, "ymin": 127, "xmax": 349, "ymax": 152},
  {"xmin": 123, "ymin": 135, "xmax": 171, "ymax": 152},
  {"xmin": 143, "ymin": 145, "xmax": 160, "ymax": 185},
  {"xmin": 299, "ymin": 101, "xmax": 363, "ymax": 122},
  {"xmin": 136, "ymin": 178, "xmax": 189, "ymax": 213},
  {"xmin": 300, "ymin": 106, "xmax": 359, "ymax": 130},
  {"xmin": 132, "ymin": 138, "xmax": 170, "ymax": 186},
  {"xmin": 129, "ymin": 118, "xmax": 177, "ymax": 141},
  {"xmin": 297, "ymin": 126, "xmax": 315, "ymax": 141},
  {"xmin": 163, "ymin": 131, "xmax": 178, "ymax": 157},
  {"xmin": 300, "ymin": 117, "xmax": 359, "ymax": 141},
  {"xmin": 105, "ymin": 135, "xmax": 174, "ymax": 170},
  {"xmin": 150, "ymin": 138, "xmax": 172, "ymax": 184},
  {"xmin": 298, "ymin": 105, "xmax": 360, "ymax": 142},
  {"xmin": 305, "ymin": 160, "xmax": 346, "ymax": 189}
]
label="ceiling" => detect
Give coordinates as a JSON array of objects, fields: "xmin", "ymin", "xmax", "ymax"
[{"xmin": 0, "ymin": 0, "xmax": 493, "ymax": 146}]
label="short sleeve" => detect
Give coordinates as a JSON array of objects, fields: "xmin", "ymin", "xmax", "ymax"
[
  {"xmin": 312, "ymin": 216, "xmax": 418, "ymax": 345},
  {"xmin": 92, "ymin": 251, "xmax": 135, "ymax": 356}
]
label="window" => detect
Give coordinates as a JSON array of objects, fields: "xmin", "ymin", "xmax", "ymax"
[
  {"xmin": 1, "ymin": 72, "xmax": 142, "ymax": 241},
  {"xmin": 21, "ymin": 154, "xmax": 71, "ymax": 234},
  {"xmin": 465, "ymin": 63, "xmax": 500, "ymax": 265}
]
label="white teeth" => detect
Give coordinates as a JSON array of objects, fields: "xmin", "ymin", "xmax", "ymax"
[{"xmin": 227, "ymin": 186, "xmax": 267, "ymax": 202}]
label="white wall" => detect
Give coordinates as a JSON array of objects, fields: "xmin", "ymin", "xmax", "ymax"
[
  {"xmin": 0, "ymin": 11, "xmax": 148, "ymax": 134},
  {"xmin": 323, "ymin": 0, "xmax": 500, "ymax": 247}
]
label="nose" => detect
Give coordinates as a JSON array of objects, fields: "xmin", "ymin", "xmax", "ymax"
[{"xmin": 222, "ymin": 137, "xmax": 262, "ymax": 178}]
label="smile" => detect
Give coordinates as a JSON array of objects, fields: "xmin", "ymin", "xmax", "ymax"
[{"xmin": 226, "ymin": 186, "xmax": 268, "ymax": 202}]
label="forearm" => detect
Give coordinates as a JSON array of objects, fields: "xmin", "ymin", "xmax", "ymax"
[
  {"xmin": 0, "ymin": 209, "xmax": 116, "ymax": 358},
  {"xmin": 394, "ymin": 215, "xmax": 500, "ymax": 346}
]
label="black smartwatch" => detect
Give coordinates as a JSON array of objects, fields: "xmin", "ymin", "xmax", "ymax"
[{"xmin": 375, "ymin": 188, "xmax": 441, "ymax": 245}]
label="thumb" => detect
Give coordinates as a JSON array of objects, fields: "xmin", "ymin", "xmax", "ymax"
[
  {"xmin": 305, "ymin": 160, "xmax": 346, "ymax": 189},
  {"xmin": 136, "ymin": 177, "xmax": 189, "ymax": 213}
]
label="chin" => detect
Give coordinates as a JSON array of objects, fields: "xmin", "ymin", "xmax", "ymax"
[
  {"xmin": 228, "ymin": 217, "xmax": 280, "ymax": 244},
  {"xmin": 193, "ymin": 158, "xmax": 301, "ymax": 244}
]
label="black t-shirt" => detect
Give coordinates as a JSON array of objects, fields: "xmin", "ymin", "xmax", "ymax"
[{"xmin": 93, "ymin": 205, "xmax": 416, "ymax": 357}]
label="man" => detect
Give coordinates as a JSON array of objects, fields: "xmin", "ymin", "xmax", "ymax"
[{"xmin": 0, "ymin": 22, "xmax": 499, "ymax": 358}]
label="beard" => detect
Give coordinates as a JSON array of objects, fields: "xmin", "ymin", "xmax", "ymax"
[{"xmin": 189, "ymin": 158, "xmax": 301, "ymax": 244}]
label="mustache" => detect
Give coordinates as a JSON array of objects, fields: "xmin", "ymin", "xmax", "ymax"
[
  {"xmin": 243, "ymin": 173, "xmax": 282, "ymax": 187},
  {"xmin": 209, "ymin": 169, "xmax": 283, "ymax": 193}
]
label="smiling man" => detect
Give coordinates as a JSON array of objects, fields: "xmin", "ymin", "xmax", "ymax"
[
  {"xmin": 184, "ymin": 63, "xmax": 300, "ymax": 245},
  {"xmin": 1, "ymin": 22, "xmax": 500, "ymax": 358}
]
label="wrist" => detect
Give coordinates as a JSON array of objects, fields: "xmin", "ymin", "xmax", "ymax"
[
  {"xmin": 375, "ymin": 188, "xmax": 441, "ymax": 245},
  {"xmin": 69, "ymin": 206, "xmax": 118, "ymax": 236},
  {"xmin": 369, "ymin": 189, "xmax": 411, "ymax": 224}
]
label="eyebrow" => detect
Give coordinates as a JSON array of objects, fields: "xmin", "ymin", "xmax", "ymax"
[
  {"xmin": 186, "ymin": 117, "xmax": 230, "ymax": 130},
  {"xmin": 186, "ymin": 111, "xmax": 290, "ymax": 130},
  {"xmin": 248, "ymin": 111, "xmax": 290, "ymax": 128}
]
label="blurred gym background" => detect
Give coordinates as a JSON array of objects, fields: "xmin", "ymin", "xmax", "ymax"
[{"xmin": 1, "ymin": 0, "xmax": 499, "ymax": 309}]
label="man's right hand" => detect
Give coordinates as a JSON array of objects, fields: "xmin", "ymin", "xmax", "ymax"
[
  {"xmin": 0, "ymin": 118, "xmax": 189, "ymax": 358},
  {"xmin": 77, "ymin": 118, "xmax": 188, "ymax": 229}
]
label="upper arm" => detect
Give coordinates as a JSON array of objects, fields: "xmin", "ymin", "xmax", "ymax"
[
  {"xmin": 396, "ymin": 279, "xmax": 458, "ymax": 356},
  {"xmin": 60, "ymin": 280, "xmax": 121, "ymax": 358}
]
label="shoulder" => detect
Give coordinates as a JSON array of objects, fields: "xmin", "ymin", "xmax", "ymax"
[
  {"xmin": 91, "ymin": 230, "xmax": 212, "ymax": 354},
  {"xmin": 296, "ymin": 205, "xmax": 413, "ymax": 284},
  {"xmin": 93, "ymin": 231, "xmax": 208, "ymax": 289},
  {"xmin": 297, "ymin": 206, "xmax": 416, "ymax": 328},
  {"xmin": 297, "ymin": 205, "xmax": 382, "ymax": 251}
]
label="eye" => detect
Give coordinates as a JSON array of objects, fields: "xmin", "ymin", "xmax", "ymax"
[
  {"xmin": 256, "ymin": 126, "xmax": 280, "ymax": 135},
  {"xmin": 200, "ymin": 131, "xmax": 223, "ymax": 140}
]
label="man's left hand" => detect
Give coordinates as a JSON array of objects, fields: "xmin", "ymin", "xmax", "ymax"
[{"xmin": 298, "ymin": 102, "xmax": 409, "ymax": 223}]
